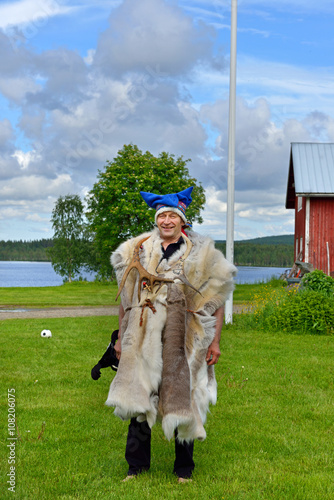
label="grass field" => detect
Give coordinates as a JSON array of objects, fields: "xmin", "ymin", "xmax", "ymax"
[
  {"xmin": 0, "ymin": 282, "xmax": 119, "ymax": 308},
  {"xmin": 1, "ymin": 307, "xmax": 333, "ymax": 499},
  {"xmin": 0, "ymin": 281, "xmax": 269, "ymax": 309}
]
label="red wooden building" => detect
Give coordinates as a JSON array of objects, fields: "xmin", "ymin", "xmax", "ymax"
[{"xmin": 286, "ymin": 143, "xmax": 334, "ymax": 276}]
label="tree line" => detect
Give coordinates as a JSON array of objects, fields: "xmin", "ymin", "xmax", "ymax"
[
  {"xmin": 0, "ymin": 239, "xmax": 53, "ymax": 261},
  {"xmin": 215, "ymin": 242, "xmax": 294, "ymax": 268},
  {"xmin": 1, "ymin": 239, "xmax": 294, "ymax": 269}
]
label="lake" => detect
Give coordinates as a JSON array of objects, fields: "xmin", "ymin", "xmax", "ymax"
[{"xmin": 0, "ymin": 261, "xmax": 289, "ymax": 287}]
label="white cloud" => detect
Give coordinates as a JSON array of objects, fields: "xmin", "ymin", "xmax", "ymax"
[
  {"xmin": 188, "ymin": 55, "xmax": 334, "ymax": 121},
  {"xmin": 205, "ymin": 186, "xmax": 227, "ymax": 212},
  {"xmin": 238, "ymin": 206, "xmax": 287, "ymax": 220},
  {"xmin": 237, "ymin": 56, "xmax": 334, "ymax": 102},
  {"xmin": 84, "ymin": 49, "xmax": 95, "ymax": 66},
  {"xmin": 0, "ymin": 206, "xmax": 24, "ymax": 220},
  {"xmin": 12, "ymin": 149, "xmax": 41, "ymax": 170},
  {"xmin": 0, "ymin": 77, "xmax": 41, "ymax": 103},
  {"xmin": 25, "ymin": 213, "xmax": 49, "ymax": 222},
  {"xmin": 0, "ymin": 174, "xmax": 74, "ymax": 200},
  {"xmin": 93, "ymin": 0, "xmax": 215, "ymax": 77},
  {"xmin": 0, "ymin": 0, "xmax": 75, "ymax": 30}
]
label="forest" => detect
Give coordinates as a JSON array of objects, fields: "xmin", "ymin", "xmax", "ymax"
[
  {"xmin": 0, "ymin": 235, "xmax": 295, "ymax": 268},
  {"xmin": 215, "ymin": 234, "xmax": 294, "ymax": 267},
  {"xmin": 0, "ymin": 239, "xmax": 53, "ymax": 262}
]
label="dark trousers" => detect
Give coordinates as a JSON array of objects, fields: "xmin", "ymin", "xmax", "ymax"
[{"xmin": 125, "ymin": 418, "xmax": 195, "ymax": 478}]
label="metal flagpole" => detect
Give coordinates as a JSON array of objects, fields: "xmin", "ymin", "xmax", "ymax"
[{"xmin": 225, "ymin": 0, "xmax": 238, "ymax": 324}]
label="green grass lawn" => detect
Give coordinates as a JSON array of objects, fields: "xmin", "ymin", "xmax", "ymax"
[
  {"xmin": 0, "ymin": 282, "xmax": 119, "ymax": 308},
  {"xmin": 1, "ymin": 314, "xmax": 333, "ymax": 499},
  {"xmin": 0, "ymin": 281, "xmax": 269, "ymax": 309}
]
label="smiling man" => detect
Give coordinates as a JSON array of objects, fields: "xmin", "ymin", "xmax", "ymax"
[
  {"xmin": 156, "ymin": 211, "xmax": 183, "ymax": 246},
  {"xmin": 106, "ymin": 186, "xmax": 236, "ymax": 482}
]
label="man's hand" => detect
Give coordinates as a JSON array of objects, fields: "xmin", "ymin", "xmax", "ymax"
[
  {"xmin": 205, "ymin": 306, "xmax": 224, "ymax": 366},
  {"xmin": 206, "ymin": 340, "xmax": 221, "ymax": 366}
]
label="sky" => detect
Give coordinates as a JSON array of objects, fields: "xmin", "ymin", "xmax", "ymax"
[{"xmin": 1, "ymin": 0, "xmax": 334, "ymax": 242}]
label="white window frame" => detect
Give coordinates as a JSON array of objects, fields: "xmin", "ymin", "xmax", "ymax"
[{"xmin": 297, "ymin": 196, "xmax": 303, "ymax": 212}]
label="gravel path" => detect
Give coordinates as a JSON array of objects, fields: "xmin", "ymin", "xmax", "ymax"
[
  {"xmin": 0, "ymin": 304, "xmax": 250, "ymax": 320},
  {"xmin": 0, "ymin": 306, "xmax": 120, "ymax": 320}
]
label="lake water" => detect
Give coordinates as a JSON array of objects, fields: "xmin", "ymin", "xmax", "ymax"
[{"xmin": 0, "ymin": 261, "xmax": 289, "ymax": 287}]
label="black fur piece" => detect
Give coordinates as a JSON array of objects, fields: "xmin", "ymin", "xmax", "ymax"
[{"xmin": 91, "ymin": 330, "xmax": 119, "ymax": 380}]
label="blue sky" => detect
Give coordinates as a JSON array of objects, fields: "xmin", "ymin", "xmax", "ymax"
[{"xmin": 1, "ymin": 0, "xmax": 334, "ymax": 242}]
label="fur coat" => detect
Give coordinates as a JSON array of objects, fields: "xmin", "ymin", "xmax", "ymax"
[{"xmin": 105, "ymin": 228, "xmax": 237, "ymax": 442}]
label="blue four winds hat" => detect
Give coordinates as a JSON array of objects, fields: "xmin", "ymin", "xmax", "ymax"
[{"xmin": 140, "ymin": 186, "xmax": 193, "ymax": 225}]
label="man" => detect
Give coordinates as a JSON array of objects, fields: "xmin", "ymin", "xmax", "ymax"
[{"xmin": 106, "ymin": 186, "xmax": 236, "ymax": 482}]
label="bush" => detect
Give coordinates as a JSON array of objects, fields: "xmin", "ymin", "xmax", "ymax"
[
  {"xmin": 270, "ymin": 290, "xmax": 334, "ymax": 334},
  {"xmin": 241, "ymin": 282, "xmax": 334, "ymax": 335},
  {"xmin": 301, "ymin": 269, "xmax": 334, "ymax": 296}
]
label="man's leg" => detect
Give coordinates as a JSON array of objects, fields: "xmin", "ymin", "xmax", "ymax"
[
  {"xmin": 173, "ymin": 431, "xmax": 195, "ymax": 479},
  {"xmin": 125, "ymin": 418, "xmax": 151, "ymax": 476}
]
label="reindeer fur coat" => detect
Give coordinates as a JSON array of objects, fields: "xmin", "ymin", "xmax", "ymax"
[{"xmin": 105, "ymin": 228, "xmax": 237, "ymax": 442}]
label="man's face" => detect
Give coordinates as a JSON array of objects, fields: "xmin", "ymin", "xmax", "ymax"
[{"xmin": 156, "ymin": 211, "xmax": 183, "ymax": 241}]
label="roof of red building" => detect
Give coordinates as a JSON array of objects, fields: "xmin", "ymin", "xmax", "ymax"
[{"xmin": 286, "ymin": 142, "xmax": 334, "ymax": 209}]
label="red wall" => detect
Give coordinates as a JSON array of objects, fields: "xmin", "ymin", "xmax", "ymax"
[
  {"xmin": 294, "ymin": 196, "xmax": 334, "ymax": 274},
  {"xmin": 309, "ymin": 198, "xmax": 334, "ymax": 275}
]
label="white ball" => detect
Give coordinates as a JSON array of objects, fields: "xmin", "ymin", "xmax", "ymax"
[{"xmin": 41, "ymin": 329, "xmax": 52, "ymax": 338}]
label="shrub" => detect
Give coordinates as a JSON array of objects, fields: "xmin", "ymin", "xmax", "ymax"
[
  {"xmin": 241, "ymin": 282, "xmax": 334, "ymax": 335},
  {"xmin": 270, "ymin": 290, "xmax": 334, "ymax": 334},
  {"xmin": 301, "ymin": 269, "xmax": 334, "ymax": 296}
]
